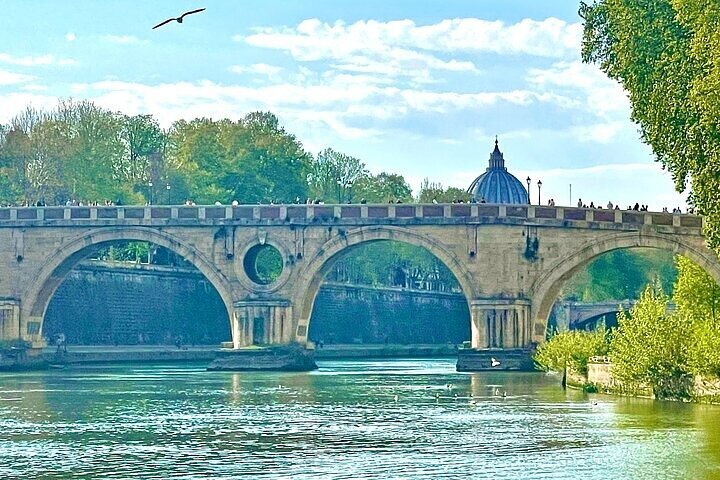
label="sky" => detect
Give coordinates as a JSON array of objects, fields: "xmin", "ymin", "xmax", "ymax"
[{"xmin": 0, "ymin": 0, "xmax": 689, "ymax": 210}]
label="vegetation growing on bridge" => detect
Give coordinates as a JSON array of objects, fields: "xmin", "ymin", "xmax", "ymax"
[
  {"xmin": 537, "ymin": 255, "xmax": 720, "ymax": 400},
  {"xmin": 581, "ymin": 0, "xmax": 720, "ymax": 253}
]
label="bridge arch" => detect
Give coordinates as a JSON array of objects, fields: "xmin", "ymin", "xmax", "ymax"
[
  {"xmin": 22, "ymin": 227, "xmax": 236, "ymax": 342},
  {"xmin": 290, "ymin": 226, "xmax": 477, "ymax": 342},
  {"xmin": 531, "ymin": 232, "xmax": 720, "ymax": 343}
]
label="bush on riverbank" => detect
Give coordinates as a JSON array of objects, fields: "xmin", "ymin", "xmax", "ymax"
[
  {"xmin": 534, "ymin": 328, "xmax": 609, "ymax": 375},
  {"xmin": 547, "ymin": 255, "xmax": 720, "ymax": 401},
  {"xmin": 610, "ymin": 284, "xmax": 692, "ymax": 399}
]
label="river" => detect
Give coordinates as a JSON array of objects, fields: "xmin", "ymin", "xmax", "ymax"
[{"xmin": 1, "ymin": 358, "xmax": 719, "ymax": 479}]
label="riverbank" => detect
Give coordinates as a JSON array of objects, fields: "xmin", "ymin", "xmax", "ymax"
[
  {"xmin": 564, "ymin": 360, "xmax": 720, "ymax": 404},
  {"xmin": 37, "ymin": 343, "xmax": 458, "ymax": 367}
]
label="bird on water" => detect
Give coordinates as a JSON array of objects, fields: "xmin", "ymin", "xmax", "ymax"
[{"xmin": 152, "ymin": 8, "xmax": 206, "ymax": 29}]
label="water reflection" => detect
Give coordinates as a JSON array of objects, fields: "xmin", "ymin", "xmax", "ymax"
[{"xmin": 1, "ymin": 359, "xmax": 719, "ymax": 479}]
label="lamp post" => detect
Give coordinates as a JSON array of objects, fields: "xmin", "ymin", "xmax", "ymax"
[
  {"xmin": 345, "ymin": 180, "xmax": 353, "ymax": 203},
  {"xmin": 537, "ymin": 180, "xmax": 542, "ymax": 206},
  {"xmin": 336, "ymin": 179, "xmax": 343, "ymax": 204},
  {"xmin": 166, "ymin": 183, "xmax": 171, "ymax": 205},
  {"xmin": 148, "ymin": 181, "xmax": 153, "ymax": 205},
  {"xmin": 525, "ymin": 177, "xmax": 531, "ymax": 205}
]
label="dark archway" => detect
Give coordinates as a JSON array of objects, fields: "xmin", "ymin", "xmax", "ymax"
[
  {"xmin": 22, "ymin": 227, "xmax": 236, "ymax": 346},
  {"xmin": 305, "ymin": 239, "xmax": 471, "ymax": 346},
  {"xmin": 43, "ymin": 254, "xmax": 230, "ymax": 346}
]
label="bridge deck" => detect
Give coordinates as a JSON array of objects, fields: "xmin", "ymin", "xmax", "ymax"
[{"xmin": 0, "ymin": 204, "xmax": 703, "ymax": 232}]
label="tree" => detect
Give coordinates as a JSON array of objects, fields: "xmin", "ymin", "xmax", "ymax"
[
  {"xmin": 672, "ymin": 256, "xmax": 720, "ymax": 376},
  {"xmin": 561, "ymin": 248, "xmax": 677, "ymax": 302},
  {"xmin": 307, "ymin": 148, "xmax": 368, "ymax": 203},
  {"xmin": 534, "ymin": 328, "xmax": 609, "ymax": 375},
  {"xmin": 353, "ymin": 172, "xmax": 413, "ymax": 203},
  {"xmin": 610, "ymin": 284, "xmax": 691, "ymax": 398},
  {"xmin": 581, "ymin": 0, "xmax": 720, "ymax": 252},
  {"xmin": 120, "ymin": 114, "xmax": 166, "ymax": 201},
  {"xmin": 167, "ymin": 112, "xmax": 311, "ymax": 205},
  {"xmin": 417, "ymin": 178, "xmax": 471, "ymax": 203}
]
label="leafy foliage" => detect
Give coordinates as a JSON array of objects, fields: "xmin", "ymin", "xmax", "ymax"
[
  {"xmin": 610, "ymin": 284, "xmax": 691, "ymax": 398},
  {"xmin": 581, "ymin": 0, "xmax": 720, "ymax": 252},
  {"xmin": 534, "ymin": 328, "xmax": 609, "ymax": 375},
  {"xmin": 673, "ymin": 256, "xmax": 720, "ymax": 376},
  {"xmin": 307, "ymin": 148, "xmax": 367, "ymax": 203},
  {"xmin": 353, "ymin": 172, "xmax": 413, "ymax": 204},
  {"xmin": 561, "ymin": 248, "xmax": 677, "ymax": 301},
  {"xmin": 417, "ymin": 178, "xmax": 471, "ymax": 203},
  {"xmin": 327, "ymin": 240, "xmax": 461, "ymax": 292}
]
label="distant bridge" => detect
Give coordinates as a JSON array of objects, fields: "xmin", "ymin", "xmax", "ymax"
[
  {"xmin": 555, "ymin": 300, "xmax": 677, "ymax": 330},
  {"xmin": 0, "ymin": 203, "xmax": 717, "ymax": 352}
]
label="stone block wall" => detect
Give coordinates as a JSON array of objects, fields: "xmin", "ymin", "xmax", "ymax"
[
  {"xmin": 43, "ymin": 264, "xmax": 230, "ymax": 345},
  {"xmin": 307, "ymin": 282, "xmax": 470, "ymax": 344},
  {"xmin": 42, "ymin": 266, "xmax": 471, "ymax": 347}
]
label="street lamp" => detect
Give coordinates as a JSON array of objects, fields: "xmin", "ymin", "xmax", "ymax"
[
  {"xmin": 166, "ymin": 183, "xmax": 171, "ymax": 205},
  {"xmin": 148, "ymin": 181, "xmax": 153, "ymax": 205},
  {"xmin": 537, "ymin": 180, "xmax": 542, "ymax": 206},
  {"xmin": 336, "ymin": 179, "xmax": 343, "ymax": 204},
  {"xmin": 345, "ymin": 180, "xmax": 353, "ymax": 203},
  {"xmin": 525, "ymin": 176, "xmax": 531, "ymax": 205}
]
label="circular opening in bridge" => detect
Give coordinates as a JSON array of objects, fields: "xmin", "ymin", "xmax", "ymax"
[{"xmin": 243, "ymin": 244, "xmax": 284, "ymax": 285}]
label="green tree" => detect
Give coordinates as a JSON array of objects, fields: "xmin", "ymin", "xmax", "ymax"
[
  {"xmin": 307, "ymin": 148, "xmax": 368, "ymax": 203},
  {"xmin": 120, "ymin": 114, "xmax": 166, "ymax": 202},
  {"xmin": 328, "ymin": 240, "xmax": 461, "ymax": 293},
  {"xmin": 353, "ymin": 172, "xmax": 413, "ymax": 203},
  {"xmin": 534, "ymin": 328, "xmax": 609, "ymax": 375},
  {"xmin": 610, "ymin": 284, "xmax": 691, "ymax": 398},
  {"xmin": 673, "ymin": 256, "xmax": 720, "ymax": 376},
  {"xmin": 581, "ymin": 0, "xmax": 720, "ymax": 252},
  {"xmin": 561, "ymin": 248, "xmax": 677, "ymax": 302},
  {"xmin": 417, "ymin": 178, "xmax": 471, "ymax": 203}
]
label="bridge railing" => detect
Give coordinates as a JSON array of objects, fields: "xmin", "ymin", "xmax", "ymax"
[{"xmin": 0, "ymin": 203, "xmax": 703, "ymax": 229}]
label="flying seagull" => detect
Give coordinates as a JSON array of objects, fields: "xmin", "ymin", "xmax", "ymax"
[
  {"xmin": 490, "ymin": 357, "xmax": 501, "ymax": 368},
  {"xmin": 152, "ymin": 8, "xmax": 206, "ymax": 29}
]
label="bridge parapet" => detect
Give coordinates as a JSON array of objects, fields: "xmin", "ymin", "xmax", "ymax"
[{"xmin": 0, "ymin": 204, "xmax": 704, "ymax": 233}]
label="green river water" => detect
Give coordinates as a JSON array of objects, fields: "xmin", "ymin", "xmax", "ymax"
[{"xmin": 1, "ymin": 358, "xmax": 719, "ymax": 479}]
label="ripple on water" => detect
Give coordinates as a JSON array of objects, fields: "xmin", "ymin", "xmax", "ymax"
[{"xmin": 1, "ymin": 359, "xmax": 719, "ymax": 479}]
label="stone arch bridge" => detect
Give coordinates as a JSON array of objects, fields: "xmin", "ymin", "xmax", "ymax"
[{"xmin": 0, "ymin": 203, "xmax": 717, "ymax": 351}]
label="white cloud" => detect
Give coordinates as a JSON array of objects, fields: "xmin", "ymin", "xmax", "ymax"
[
  {"xmin": 0, "ymin": 70, "xmax": 35, "ymax": 85},
  {"xmin": 528, "ymin": 61, "xmax": 629, "ymax": 118},
  {"xmin": 240, "ymin": 17, "xmax": 581, "ymax": 60},
  {"xmin": 66, "ymin": 33, "xmax": 76, "ymax": 42},
  {"xmin": 0, "ymin": 93, "xmax": 58, "ymax": 124},
  {"xmin": 0, "ymin": 52, "xmax": 77, "ymax": 67},
  {"xmin": 229, "ymin": 63, "xmax": 284, "ymax": 82},
  {"xmin": 62, "ymin": 78, "xmax": 570, "ymax": 139}
]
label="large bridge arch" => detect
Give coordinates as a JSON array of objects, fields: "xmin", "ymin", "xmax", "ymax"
[
  {"xmin": 530, "ymin": 232, "xmax": 720, "ymax": 343},
  {"xmin": 21, "ymin": 227, "xmax": 236, "ymax": 343},
  {"xmin": 290, "ymin": 226, "xmax": 477, "ymax": 342}
]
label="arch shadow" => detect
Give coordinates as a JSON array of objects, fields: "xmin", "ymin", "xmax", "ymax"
[
  {"xmin": 22, "ymin": 227, "xmax": 236, "ymax": 341},
  {"xmin": 531, "ymin": 232, "xmax": 720, "ymax": 342},
  {"xmin": 290, "ymin": 226, "xmax": 477, "ymax": 341}
]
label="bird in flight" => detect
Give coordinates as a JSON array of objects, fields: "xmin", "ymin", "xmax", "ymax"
[{"xmin": 152, "ymin": 8, "xmax": 206, "ymax": 30}]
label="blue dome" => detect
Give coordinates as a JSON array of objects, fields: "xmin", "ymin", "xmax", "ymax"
[{"xmin": 468, "ymin": 140, "xmax": 529, "ymax": 204}]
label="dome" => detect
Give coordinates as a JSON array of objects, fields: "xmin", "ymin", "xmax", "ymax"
[{"xmin": 468, "ymin": 139, "xmax": 529, "ymax": 204}]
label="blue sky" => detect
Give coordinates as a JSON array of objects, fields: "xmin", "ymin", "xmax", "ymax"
[{"xmin": 0, "ymin": 0, "xmax": 688, "ymax": 210}]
